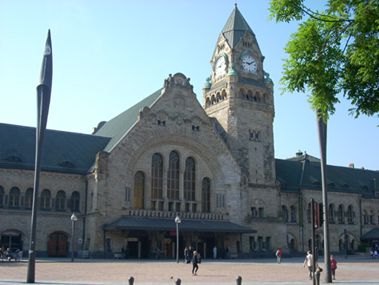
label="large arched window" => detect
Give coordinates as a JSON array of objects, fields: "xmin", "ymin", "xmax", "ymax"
[
  {"xmin": 70, "ymin": 191, "xmax": 80, "ymax": 212},
  {"xmin": 202, "ymin": 177, "xmax": 211, "ymax": 213},
  {"xmin": 338, "ymin": 204, "xmax": 344, "ymax": 224},
  {"xmin": 25, "ymin": 188, "xmax": 33, "ymax": 209},
  {"xmin": 9, "ymin": 187, "xmax": 21, "ymax": 208},
  {"xmin": 328, "ymin": 204, "xmax": 335, "ymax": 224},
  {"xmin": 167, "ymin": 151, "xmax": 179, "ymax": 200},
  {"xmin": 151, "ymin": 153, "xmax": 163, "ymax": 200},
  {"xmin": 184, "ymin": 157, "xmax": 195, "ymax": 201},
  {"xmin": 133, "ymin": 171, "xmax": 145, "ymax": 209},
  {"xmin": 40, "ymin": 189, "xmax": 51, "ymax": 210},
  {"xmin": 55, "ymin": 190, "xmax": 66, "ymax": 211},
  {"xmin": 282, "ymin": 205, "xmax": 288, "ymax": 223},
  {"xmin": 0, "ymin": 186, "xmax": 4, "ymax": 208}
]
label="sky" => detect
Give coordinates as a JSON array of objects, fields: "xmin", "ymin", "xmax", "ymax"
[{"xmin": 0, "ymin": 0, "xmax": 378, "ymax": 170}]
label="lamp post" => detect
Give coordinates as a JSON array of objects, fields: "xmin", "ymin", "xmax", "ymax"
[
  {"xmin": 70, "ymin": 213, "xmax": 78, "ymax": 262},
  {"xmin": 175, "ymin": 215, "xmax": 181, "ymax": 263}
]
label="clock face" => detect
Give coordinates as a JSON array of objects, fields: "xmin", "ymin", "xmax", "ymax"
[
  {"xmin": 241, "ymin": 54, "xmax": 257, "ymax": 73},
  {"xmin": 215, "ymin": 56, "xmax": 227, "ymax": 77}
]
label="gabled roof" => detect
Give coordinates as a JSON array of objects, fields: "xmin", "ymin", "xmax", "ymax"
[
  {"xmin": 221, "ymin": 5, "xmax": 255, "ymax": 48},
  {"xmin": 361, "ymin": 228, "xmax": 379, "ymax": 240},
  {"xmin": 94, "ymin": 88, "xmax": 162, "ymax": 152},
  {"xmin": 276, "ymin": 157, "xmax": 379, "ymax": 197},
  {"xmin": 0, "ymin": 123, "xmax": 110, "ymax": 174}
]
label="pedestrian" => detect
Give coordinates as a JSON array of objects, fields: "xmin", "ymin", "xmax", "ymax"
[
  {"xmin": 191, "ymin": 250, "xmax": 200, "ymax": 276},
  {"xmin": 184, "ymin": 247, "xmax": 190, "ymax": 263},
  {"xmin": 213, "ymin": 245, "xmax": 217, "ymax": 259},
  {"xmin": 275, "ymin": 247, "xmax": 282, "ymax": 263},
  {"xmin": 330, "ymin": 255, "xmax": 337, "ymax": 280},
  {"xmin": 303, "ymin": 250, "xmax": 313, "ymax": 280},
  {"xmin": 314, "ymin": 263, "xmax": 323, "ymax": 285}
]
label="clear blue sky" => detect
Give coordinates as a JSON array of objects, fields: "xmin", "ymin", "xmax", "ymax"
[{"xmin": 0, "ymin": 0, "xmax": 378, "ymax": 170}]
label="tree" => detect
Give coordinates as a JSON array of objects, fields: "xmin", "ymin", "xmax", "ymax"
[{"xmin": 269, "ymin": 0, "xmax": 379, "ymax": 121}]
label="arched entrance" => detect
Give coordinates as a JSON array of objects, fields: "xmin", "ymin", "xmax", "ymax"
[
  {"xmin": 1, "ymin": 229, "xmax": 23, "ymax": 250},
  {"xmin": 47, "ymin": 232, "xmax": 68, "ymax": 257}
]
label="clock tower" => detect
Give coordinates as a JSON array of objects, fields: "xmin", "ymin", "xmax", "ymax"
[{"xmin": 203, "ymin": 5, "xmax": 276, "ymax": 186}]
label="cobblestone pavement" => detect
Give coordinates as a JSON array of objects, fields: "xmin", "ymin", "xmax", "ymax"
[{"xmin": 0, "ymin": 256, "xmax": 378, "ymax": 285}]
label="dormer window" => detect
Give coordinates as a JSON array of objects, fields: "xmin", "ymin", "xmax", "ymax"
[{"xmin": 157, "ymin": 120, "xmax": 166, "ymax": 126}]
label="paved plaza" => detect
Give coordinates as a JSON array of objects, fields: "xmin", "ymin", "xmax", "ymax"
[{"xmin": 0, "ymin": 256, "xmax": 378, "ymax": 285}]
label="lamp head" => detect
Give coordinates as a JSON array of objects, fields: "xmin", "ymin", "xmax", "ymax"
[
  {"xmin": 71, "ymin": 213, "xmax": 78, "ymax": 222},
  {"xmin": 175, "ymin": 215, "xmax": 181, "ymax": 224}
]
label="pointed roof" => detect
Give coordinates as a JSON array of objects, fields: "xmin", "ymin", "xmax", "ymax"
[{"xmin": 221, "ymin": 4, "xmax": 255, "ymax": 48}]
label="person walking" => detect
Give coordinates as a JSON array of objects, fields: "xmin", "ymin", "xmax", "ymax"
[
  {"xmin": 303, "ymin": 250, "xmax": 313, "ymax": 280},
  {"xmin": 191, "ymin": 250, "xmax": 200, "ymax": 276},
  {"xmin": 213, "ymin": 245, "xmax": 217, "ymax": 259},
  {"xmin": 275, "ymin": 247, "xmax": 282, "ymax": 263},
  {"xmin": 330, "ymin": 255, "xmax": 337, "ymax": 280}
]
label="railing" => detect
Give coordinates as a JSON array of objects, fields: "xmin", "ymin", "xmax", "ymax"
[{"xmin": 124, "ymin": 209, "xmax": 225, "ymax": 220}]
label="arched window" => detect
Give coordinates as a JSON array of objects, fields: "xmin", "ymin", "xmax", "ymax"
[
  {"xmin": 184, "ymin": 157, "xmax": 195, "ymax": 201},
  {"xmin": 329, "ymin": 204, "xmax": 335, "ymax": 224},
  {"xmin": 70, "ymin": 191, "xmax": 80, "ymax": 212},
  {"xmin": 133, "ymin": 171, "xmax": 145, "ymax": 209},
  {"xmin": 151, "ymin": 153, "xmax": 163, "ymax": 200},
  {"xmin": 282, "ymin": 206, "xmax": 288, "ymax": 223},
  {"xmin": 338, "ymin": 204, "xmax": 344, "ymax": 224},
  {"xmin": 0, "ymin": 186, "xmax": 4, "ymax": 208},
  {"xmin": 25, "ymin": 188, "xmax": 33, "ymax": 209},
  {"xmin": 55, "ymin": 190, "xmax": 66, "ymax": 211},
  {"xmin": 290, "ymin": 205, "xmax": 297, "ymax": 222},
  {"xmin": 221, "ymin": 89, "xmax": 227, "ymax": 100},
  {"xmin": 167, "ymin": 151, "xmax": 179, "ymax": 200},
  {"xmin": 9, "ymin": 187, "xmax": 21, "ymax": 208},
  {"xmin": 40, "ymin": 189, "xmax": 51, "ymax": 210},
  {"xmin": 347, "ymin": 205, "xmax": 354, "ymax": 224},
  {"xmin": 202, "ymin": 177, "xmax": 211, "ymax": 213}
]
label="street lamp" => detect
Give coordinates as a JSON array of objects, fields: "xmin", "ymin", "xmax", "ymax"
[
  {"xmin": 175, "ymin": 215, "xmax": 181, "ymax": 263},
  {"xmin": 70, "ymin": 213, "xmax": 78, "ymax": 262}
]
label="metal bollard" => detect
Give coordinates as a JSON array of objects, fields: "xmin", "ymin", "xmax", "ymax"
[
  {"xmin": 128, "ymin": 276, "xmax": 134, "ymax": 285},
  {"xmin": 236, "ymin": 275, "xmax": 242, "ymax": 285},
  {"xmin": 175, "ymin": 278, "xmax": 181, "ymax": 285}
]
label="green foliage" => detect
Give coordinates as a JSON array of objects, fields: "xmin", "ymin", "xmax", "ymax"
[{"xmin": 270, "ymin": 0, "xmax": 379, "ymax": 120}]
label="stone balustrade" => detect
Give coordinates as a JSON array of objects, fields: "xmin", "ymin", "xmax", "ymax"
[{"xmin": 124, "ymin": 209, "xmax": 225, "ymax": 220}]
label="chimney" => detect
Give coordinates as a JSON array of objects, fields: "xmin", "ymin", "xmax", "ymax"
[{"xmin": 348, "ymin": 163, "xmax": 355, "ymax": 168}]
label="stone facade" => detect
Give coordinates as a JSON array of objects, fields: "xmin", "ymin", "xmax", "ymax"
[{"xmin": 1, "ymin": 6, "xmax": 378, "ymax": 259}]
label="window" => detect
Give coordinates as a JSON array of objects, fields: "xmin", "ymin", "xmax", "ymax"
[
  {"xmin": 249, "ymin": 236, "xmax": 256, "ymax": 251},
  {"xmin": 9, "ymin": 187, "xmax": 20, "ymax": 208},
  {"xmin": 70, "ymin": 191, "xmax": 80, "ymax": 212},
  {"xmin": 251, "ymin": 207, "xmax": 258, "ymax": 217},
  {"xmin": 338, "ymin": 204, "xmax": 344, "ymax": 224},
  {"xmin": 290, "ymin": 206, "xmax": 297, "ymax": 222},
  {"xmin": 133, "ymin": 171, "xmax": 145, "ymax": 209},
  {"xmin": 40, "ymin": 189, "xmax": 51, "ymax": 210},
  {"xmin": 347, "ymin": 205, "xmax": 354, "ymax": 224},
  {"xmin": 329, "ymin": 204, "xmax": 335, "ymax": 224},
  {"xmin": 307, "ymin": 203, "xmax": 311, "ymax": 223},
  {"xmin": 125, "ymin": 187, "xmax": 131, "ymax": 202},
  {"xmin": 258, "ymin": 207, "xmax": 264, "ymax": 218},
  {"xmin": 265, "ymin": 237, "xmax": 271, "ymax": 250},
  {"xmin": 370, "ymin": 210, "xmax": 375, "ymax": 224},
  {"xmin": 151, "ymin": 153, "xmax": 163, "ymax": 201},
  {"xmin": 202, "ymin": 177, "xmax": 211, "ymax": 212},
  {"xmin": 24, "ymin": 188, "xmax": 33, "ymax": 209},
  {"xmin": 184, "ymin": 157, "xmax": 196, "ymax": 201},
  {"xmin": 167, "ymin": 151, "xmax": 179, "ymax": 200},
  {"xmin": 282, "ymin": 206, "xmax": 288, "ymax": 222},
  {"xmin": 216, "ymin": 193, "xmax": 225, "ymax": 208},
  {"xmin": 55, "ymin": 190, "xmax": 66, "ymax": 211},
  {"xmin": 0, "ymin": 186, "xmax": 5, "ymax": 208},
  {"xmin": 363, "ymin": 210, "xmax": 369, "ymax": 224}
]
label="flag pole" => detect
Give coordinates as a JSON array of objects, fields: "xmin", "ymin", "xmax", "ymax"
[{"xmin": 27, "ymin": 30, "xmax": 53, "ymax": 283}]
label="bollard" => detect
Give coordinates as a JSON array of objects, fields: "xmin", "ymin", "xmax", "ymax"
[
  {"xmin": 175, "ymin": 278, "xmax": 181, "ymax": 285},
  {"xmin": 236, "ymin": 275, "xmax": 242, "ymax": 285},
  {"xmin": 128, "ymin": 276, "xmax": 134, "ymax": 285}
]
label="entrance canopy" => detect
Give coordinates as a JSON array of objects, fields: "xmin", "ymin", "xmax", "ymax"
[{"xmin": 103, "ymin": 216, "xmax": 255, "ymax": 233}]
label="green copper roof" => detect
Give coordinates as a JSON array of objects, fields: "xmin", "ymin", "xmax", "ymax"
[
  {"xmin": 221, "ymin": 5, "xmax": 255, "ymax": 48},
  {"xmin": 0, "ymin": 123, "xmax": 110, "ymax": 174},
  {"xmin": 94, "ymin": 88, "xmax": 163, "ymax": 152}
]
